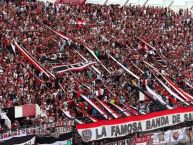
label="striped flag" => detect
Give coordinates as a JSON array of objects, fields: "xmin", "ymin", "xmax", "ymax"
[
  {"xmin": 6, "ymin": 104, "xmax": 41, "ymax": 121},
  {"xmin": 80, "ymin": 94, "xmax": 109, "ymax": 119},
  {"xmin": 94, "ymin": 89, "xmax": 104, "ymax": 97},
  {"xmin": 139, "ymin": 91, "xmax": 149, "ymax": 101},
  {"xmin": 51, "ymin": 61, "xmax": 96, "ymax": 74},
  {"xmin": 11, "ymin": 43, "xmax": 16, "ymax": 54},
  {"xmin": 146, "ymin": 85, "xmax": 173, "ymax": 109}
]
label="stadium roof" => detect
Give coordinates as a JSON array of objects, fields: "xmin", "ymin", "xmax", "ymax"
[{"xmin": 41, "ymin": 0, "xmax": 193, "ymax": 12}]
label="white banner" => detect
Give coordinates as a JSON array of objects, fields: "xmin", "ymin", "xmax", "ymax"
[
  {"xmin": 171, "ymin": 128, "xmax": 186, "ymax": 143},
  {"xmin": 76, "ymin": 106, "xmax": 193, "ymax": 142},
  {"xmin": 153, "ymin": 130, "xmax": 170, "ymax": 144}
]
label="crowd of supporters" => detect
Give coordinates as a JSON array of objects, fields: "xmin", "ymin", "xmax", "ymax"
[{"xmin": 0, "ymin": 0, "xmax": 193, "ymax": 131}]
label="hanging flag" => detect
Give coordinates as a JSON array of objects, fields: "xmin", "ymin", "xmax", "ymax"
[
  {"xmin": 44, "ymin": 25, "xmax": 70, "ymax": 41},
  {"xmin": 134, "ymin": 134, "xmax": 151, "ymax": 145},
  {"xmin": 74, "ymin": 49, "xmax": 102, "ymax": 75},
  {"xmin": 80, "ymin": 94, "xmax": 109, "ymax": 119},
  {"xmin": 108, "ymin": 54, "xmax": 140, "ymax": 80},
  {"xmin": 83, "ymin": 45, "xmax": 111, "ymax": 74},
  {"xmin": 153, "ymin": 130, "xmax": 170, "ymax": 144},
  {"xmin": 109, "ymin": 102, "xmax": 130, "ymax": 117},
  {"xmin": 95, "ymin": 98, "xmax": 120, "ymax": 119},
  {"xmin": 170, "ymin": 128, "xmax": 186, "ymax": 143},
  {"xmin": 45, "ymin": 25, "xmax": 111, "ymax": 74},
  {"xmin": 6, "ymin": 104, "xmax": 41, "ymax": 121},
  {"xmin": 146, "ymin": 85, "xmax": 173, "ymax": 109},
  {"xmin": 162, "ymin": 76, "xmax": 193, "ymax": 102},
  {"xmin": 10, "ymin": 43, "xmax": 16, "ymax": 54},
  {"xmin": 139, "ymin": 91, "xmax": 149, "ymax": 101},
  {"xmin": 36, "ymin": 132, "xmax": 73, "ymax": 145},
  {"xmin": 15, "ymin": 136, "xmax": 36, "ymax": 145},
  {"xmin": 61, "ymin": 109, "xmax": 83, "ymax": 124},
  {"xmin": 94, "ymin": 89, "xmax": 104, "ymax": 97},
  {"xmin": 14, "ymin": 42, "xmax": 54, "ymax": 78},
  {"xmin": 51, "ymin": 61, "xmax": 96, "ymax": 74},
  {"xmin": 1, "ymin": 135, "xmax": 35, "ymax": 145},
  {"xmin": 155, "ymin": 76, "xmax": 188, "ymax": 105}
]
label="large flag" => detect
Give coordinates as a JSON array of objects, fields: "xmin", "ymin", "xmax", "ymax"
[
  {"xmin": 50, "ymin": 61, "xmax": 96, "ymax": 74},
  {"xmin": 163, "ymin": 76, "xmax": 193, "ymax": 102},
  {"xmin": 109, "ymin": 102, "xmax": 130, "ymax": 117},
  {"xmin": 95, "ymin": 98, "xmax": 120, "ymax": 119},
  {"xmin": 80, "ymin": 94, "xmax": 109, "ymax": 119},
  {"xmin": 61, "ymin": 109, "xmax": 83, "ymax": 124},
  {"xmin": 146, "ymin": 85, "xmax": 173, "ymax": 109},
  {"xmin": 6, "ymin": 104, "xmax": 41, "ymax": 121},
  {"xmin": 108, "ymin": 54, "xmax": 140, "ymax": 80},
  {"xmin": 155, "ymin": 76, "xmax": 188, "ymax": 105},
  {"xmin": 36, "ymin": 132, "xmax": 73, "ymax": 145},
  {"xmin": 15, "ymin": 136, "xmax": 35, "ymax": 145},
  {"xmin": 45, "ymin": 25, "xmax": 111, "ymax": 74},
  {"xmin": 14, "ymin": 42, "xmax": 54, "ymax": 78}
]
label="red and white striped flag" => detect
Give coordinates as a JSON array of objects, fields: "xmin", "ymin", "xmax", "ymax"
[
  {"xmin": 139, "ymin": 91, "xmax": 149, "ymax": 101},
  {"xmin": 94, "ymin": 89, "xmax": 104, "ymax": 97}
]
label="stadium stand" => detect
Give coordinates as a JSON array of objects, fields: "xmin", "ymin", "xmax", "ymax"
[{"xmin": 1, "ymin": 0, "xmax": 193, "ymax": 144}]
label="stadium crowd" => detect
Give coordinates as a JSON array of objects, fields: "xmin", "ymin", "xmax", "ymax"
[{"xmin": 0, "ymin": 0, "xmax": 193, "ymax": 131}]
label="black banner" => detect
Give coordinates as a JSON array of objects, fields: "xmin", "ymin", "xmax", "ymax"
[
  {"xmin": 1, "ymin": 135, "xmax": 35, "ymax": 145},
  {"xmin": 1, "ymin": 132, "xmax": 72, "ymax": 145},
  {"xmin": 36, "ymin": 131, "xmax": 72, "ymax": 144}
]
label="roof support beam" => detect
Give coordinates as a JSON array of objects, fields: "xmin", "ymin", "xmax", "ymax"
[
  {"xmin": 168, "ymin": 0, "xmax": 174, "ymax": 8},
  {"xmin": 123, "ymin": 0, "xmax": 130, "ymax": 7},
  {"xmin": 143, "ymin": 0, "xmax": 149, "ymax": 6},
  {"xmin": 104, "ymin": 0, "xmax": 108, "ymax": 5}
]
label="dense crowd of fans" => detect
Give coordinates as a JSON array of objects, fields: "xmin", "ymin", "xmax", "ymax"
[{"xmin": 0, "ymin": 0, "xmax": 193, "ymax": 131}]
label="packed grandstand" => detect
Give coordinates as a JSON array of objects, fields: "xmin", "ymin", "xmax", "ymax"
[{"xmin": 1, "ymin": 0, "xmax": 193, "ymax": 144}]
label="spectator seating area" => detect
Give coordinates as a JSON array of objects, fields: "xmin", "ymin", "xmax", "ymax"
[{"xmin": 0, "ymin": 0, "xmax": 193, "ymax": 133}]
